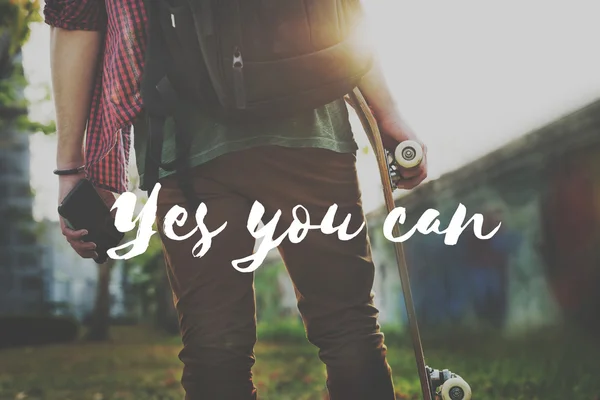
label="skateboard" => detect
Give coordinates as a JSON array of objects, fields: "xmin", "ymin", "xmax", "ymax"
[{"xmin": 346, "ymin": 88, "xmax": 472, "ymax": 400}]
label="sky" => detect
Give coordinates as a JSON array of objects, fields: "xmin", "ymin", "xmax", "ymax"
[{"xmin": 23, "ymin": 0, "xmax": 600, "ymax": 221}]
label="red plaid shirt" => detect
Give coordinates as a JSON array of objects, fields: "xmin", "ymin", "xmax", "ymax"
[{"xmin": 44, "ymin": 0, "xmax": 148, "ymax": 193}]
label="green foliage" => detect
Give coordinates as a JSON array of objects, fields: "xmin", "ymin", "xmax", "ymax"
[
  {"xmin": 254, "ymin": 261, "xmax": 288, "ymax": 322},
  {"xmin": 0, "ymin": 0, "xmax": 54, "ymax": 135},
  {"xmin": 0, "ymin": 63, "xmax": 26, "ymax": 105},
  {"xmin": 257, "ymin": 317, "xmax": 306, "ymax": 343},
  {"xmin": 124, "ymin": 244, "xmax": 159, "ymax": 278},
  {"xmin": 124, "ymin": 234, "xmax": 165, "ymax": 316},
  {"xmin": 16, "ymin": 114, "xmax": 56, "ymax": 134},
  {"xmin": 0, "ymin": 0, "xmax": 41, "ymax": 55}
]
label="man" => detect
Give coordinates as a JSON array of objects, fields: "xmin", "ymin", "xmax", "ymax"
[{"xmin": 46, "ymin": 1, "xmax": 427, "ymax": 399}]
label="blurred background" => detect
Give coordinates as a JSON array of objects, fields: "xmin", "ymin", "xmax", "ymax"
[{"xmin": 1, "ymin": 0, "xmax": 599, "ymax": 399}]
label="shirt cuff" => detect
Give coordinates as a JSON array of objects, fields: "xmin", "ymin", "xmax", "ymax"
[{"xmin": 44, "ymin": 0, "xmax": 106, "ymax": 31}]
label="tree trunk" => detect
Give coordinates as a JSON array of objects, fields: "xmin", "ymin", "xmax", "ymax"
[
  {"xmin": 85, "ymin": 259, "xmax": 114, "ymax": 341},
  {"xmin": 155, "ymin": 257, "xmax": 179, "ymax": 334}
]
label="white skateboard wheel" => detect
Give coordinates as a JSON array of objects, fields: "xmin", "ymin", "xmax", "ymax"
[
  {"xmin": 394, "ymin": 140, "xmax": 423, "ymax": 169},
  {"xmin": 440, "ymin": 377, "xmax": 472, "ymax": 400}
]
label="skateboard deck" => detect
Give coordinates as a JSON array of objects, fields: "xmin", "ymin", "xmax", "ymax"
[{"xmin": 346, "ymin": 88, "xmax": 471, "ymax": 400}]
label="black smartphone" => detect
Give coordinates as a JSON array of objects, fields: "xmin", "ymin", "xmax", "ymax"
[{"xmin": 57, "ymin": 179, "xmax": 124, "ymax": 264}]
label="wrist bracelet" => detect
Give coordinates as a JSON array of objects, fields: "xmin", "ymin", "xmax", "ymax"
[{"xmin": 53, "ymin": 165, "xmax": 85, "ymax": 176}]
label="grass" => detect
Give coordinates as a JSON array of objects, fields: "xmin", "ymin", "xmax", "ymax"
[{"xmin": 0, "ymin": 324, "xmax": 599, "ymax": 400}]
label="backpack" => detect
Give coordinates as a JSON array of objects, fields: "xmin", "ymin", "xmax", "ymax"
[{"xmin": 140, "ymin": 0, "xmax": 374, "ymax": 200}]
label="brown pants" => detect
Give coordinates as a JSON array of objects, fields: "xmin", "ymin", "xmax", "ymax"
[{"xmin": 156, "ymin": 146, "xmax": 395, "ymax": 400}]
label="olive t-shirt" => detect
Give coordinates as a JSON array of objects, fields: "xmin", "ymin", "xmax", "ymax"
[{"xmin": 134, "ymin": 98, "xmax": 357, "ymax": 188}]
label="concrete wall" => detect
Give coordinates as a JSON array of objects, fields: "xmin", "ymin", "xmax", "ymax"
[{"xmin": 368, "ymin": 99, "xmax": 600, "ymax": 334}]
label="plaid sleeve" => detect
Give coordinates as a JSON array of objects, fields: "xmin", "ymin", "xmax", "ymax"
[
  {"xmin": 44, "ymin": 0, "xmax": 107, "ymax": 31},
  {"xmin": 85, "ymin": 126, "xmax": 132, "ymax": 195}
]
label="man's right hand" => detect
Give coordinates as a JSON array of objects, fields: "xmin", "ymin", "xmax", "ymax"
[
  {"xmin": 58, "ymin": 174, "xmax": 98, "ymax": 259},
  {"xmin": 58, "ymin": 174, "xmax": 117, "ymax": 260}
]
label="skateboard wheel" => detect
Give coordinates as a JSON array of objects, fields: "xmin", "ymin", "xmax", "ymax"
[
  {"xmin": 440, "ymin": 377, "xmax": 472, "ymax": 400},
  {"xmin": 394, "ymin": 140, "xmax": 423, "ymax": 169}
]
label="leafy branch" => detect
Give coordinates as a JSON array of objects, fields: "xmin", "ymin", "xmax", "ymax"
[{"xmin": 0, "ymin": 0, "xmax": 54, "ymax": 134}]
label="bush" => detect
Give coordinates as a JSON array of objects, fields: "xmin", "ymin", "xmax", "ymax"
[
  {"xmin": 0, "ymin": 315, "xmax": 79, "ymax": 348},
  {"xmin": 109, "ymin": 315, "xmax": 139, "ymax": 326},
  {"xmin": 81, "ymin": 313, "xmax": 139, "ymax": 326},
  {"xmin": 257, "ymin": 317, "xmax": 307, "ymax": 343}
]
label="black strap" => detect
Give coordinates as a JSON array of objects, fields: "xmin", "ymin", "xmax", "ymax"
[
  {"xmin": 141, "ymin": 0, "xmax": 170, "ymax": 193},
  {"xmin": 173, "ymin": 123, "xmax": 200, "ymax": 211},
  {"xmin": 156, "ymin": 77, "xmax": 200, "ymax": 210},
  {"xmin": 141, "ymin": 0, "xmax": 200, "ymax": 209},
  {"xmin": 144, "ymin": 115, "xmax": 168, "ymax": 193}
]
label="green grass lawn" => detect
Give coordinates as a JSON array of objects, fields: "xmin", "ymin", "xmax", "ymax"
[{"xmin": 0, "ymin": 325, "xmax": 599, "ymax": 400}]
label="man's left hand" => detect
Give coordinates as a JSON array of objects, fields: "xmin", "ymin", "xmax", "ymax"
[{"xmin": 378, "ymin": 115, "xmax": 428, "ymax": 190}]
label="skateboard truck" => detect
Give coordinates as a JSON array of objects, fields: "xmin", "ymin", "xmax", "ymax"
[
  {"xmin": 386, "ymin": 140, "xmax": 423, "ymax": 189},
  {"xmin": 427, "ymin": 367, "xmax": 472, "ymax": 400}
]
